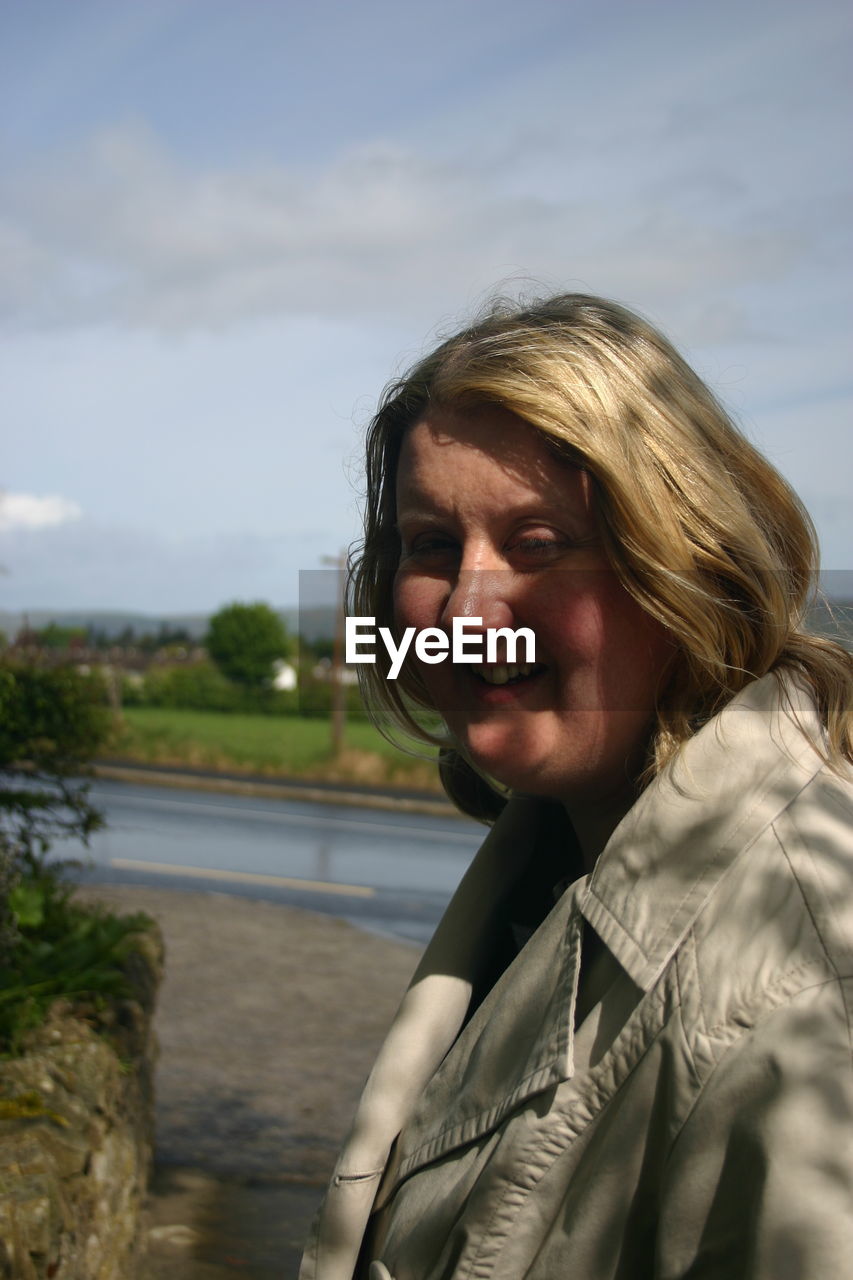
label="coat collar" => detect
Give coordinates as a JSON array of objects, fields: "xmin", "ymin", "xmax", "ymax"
[
  {"xmin": 580, "ymin": 671, "xmax": 826, "ymax": 991},
  {"xmin": 385, "ymin": 673, "xmax": 827, "ymax": 1190}
]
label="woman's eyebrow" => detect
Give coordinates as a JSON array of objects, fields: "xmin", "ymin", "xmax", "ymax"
[{"xmin": 395, "ymin": 502, "xmax": 453, "ymax": 524}]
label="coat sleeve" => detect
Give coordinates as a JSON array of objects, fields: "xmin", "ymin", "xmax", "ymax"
[{"xmin": 656, "ymin": 978, "xmax": 853, "ymax": 1280}]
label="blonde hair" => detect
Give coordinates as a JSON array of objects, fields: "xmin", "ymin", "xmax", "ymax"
[{"xmin": 350, "ymin": 293, "xmax": 853, "ymax": 818}]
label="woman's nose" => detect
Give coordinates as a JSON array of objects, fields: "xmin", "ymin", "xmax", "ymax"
[{"xmin": 439, "ymin": 567, "xmax": 516, "ymax": 633}]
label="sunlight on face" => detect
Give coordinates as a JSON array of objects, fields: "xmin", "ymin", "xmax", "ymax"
[{"xmin": 394, "ymin": 406, "xmax": 673, "ymax": 825}]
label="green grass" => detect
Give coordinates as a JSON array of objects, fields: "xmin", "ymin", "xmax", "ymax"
[{"xmin": 108, "ymin": 707, "xmax": 443, "ymax": 790}]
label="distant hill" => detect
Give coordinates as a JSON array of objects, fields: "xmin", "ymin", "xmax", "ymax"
[
  {"xmin": 0, "ymin": 607, "xmax": 303, "ymax": 641},
  {"xmin": 1, "ymin": 597, "xmax": 851, "ymax": 650},
  {"xmin": 0, "ymin": 605, "xmax": 341, "ymax": 644},
  {"xmin": 0, "ymin": 608, "xmax": 213, "ymax": 640}
]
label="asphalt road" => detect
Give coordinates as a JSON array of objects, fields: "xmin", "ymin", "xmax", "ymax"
[{"xmin": 61, "ymin": 778, "xmax": 484, "ymax": 943}]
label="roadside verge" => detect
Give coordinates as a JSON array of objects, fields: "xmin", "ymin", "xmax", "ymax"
[{"xmin": 92, "ymin": 759, "xmax": 459, "ymax": 817}]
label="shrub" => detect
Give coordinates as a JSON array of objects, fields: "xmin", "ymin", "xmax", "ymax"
[
  {"xmin": 0, "ymin": 660, "xmax": 156, "ymax": 1051},
  {"xmin": 122, "ymin": 658, "xmax": 371, "ymax": 721},
  {"xmin": 0, "ymin": 662, "xmax": 108, "ymax": 871},
  {"xmin": 141, "ymin": 661, "xmax": 241, "ymax": 712},
  {"xmin": 0, "ymin": 661, "xmax": 109, "ymax": 967},
  {"xmin": 0, "ymin": 866, "xmax": 152, "ymax": 1052},
  {"xmin": 138, "ymin": 661, "xmax": 300, "ymax": 714},
  {"xmin": 296, "ymin": 672, "xmax": 369, "ymax": 721}
]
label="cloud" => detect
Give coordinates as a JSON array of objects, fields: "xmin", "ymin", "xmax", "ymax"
[
  {"xmin": 0, "ymin": 492, "xmax": 82, "ymax": 531},
  {"xmin": 0, "ymin": 118, "xmax": 839, "ymax": 338}
]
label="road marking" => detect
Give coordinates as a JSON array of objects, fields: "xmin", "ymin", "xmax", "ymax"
[
  {"xmin": 110, "ymin": 858, "xmax": 376, "ymax": 898},
  {"xmin": 96, "ymin": 789, "xmax": 479, "ymax": 844}
]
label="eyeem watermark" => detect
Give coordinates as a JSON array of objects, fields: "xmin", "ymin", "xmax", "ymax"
[{"xmin": 346, "ymin": 617, "xmax": 536, "ymax": 680}]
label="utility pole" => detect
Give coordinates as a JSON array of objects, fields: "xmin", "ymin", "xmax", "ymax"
[{"xmin": 321, "ymin": 551, "xmax": 347, "ymax": 756}]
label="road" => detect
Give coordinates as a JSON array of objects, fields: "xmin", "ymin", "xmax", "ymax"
[{"xmin": 60, "ymin": 779, "xmax": 484, "ymax": 943}]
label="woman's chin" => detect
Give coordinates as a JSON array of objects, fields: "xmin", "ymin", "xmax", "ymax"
[{"xmin": 462, "ymin": 731, "xmax": 555, "ymax": 798}]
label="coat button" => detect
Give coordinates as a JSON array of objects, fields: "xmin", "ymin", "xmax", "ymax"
[{"xmin": 368, "ymin": 1263, "xmax": 393, "ymax": 1280}]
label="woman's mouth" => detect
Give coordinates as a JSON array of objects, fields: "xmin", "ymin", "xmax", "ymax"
[{"xmin": 471, "ymin": 662, "xmax": 545, "ymax": 687}]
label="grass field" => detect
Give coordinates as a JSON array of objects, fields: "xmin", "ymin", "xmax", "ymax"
[{"xmin": 108, "ymin": 707, "xmax": 443, "ymax": 790}]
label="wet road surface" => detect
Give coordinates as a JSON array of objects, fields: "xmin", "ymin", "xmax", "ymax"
[{"xmin": 64, "ymin": 778, "xmax": 483, "ymax": 943}]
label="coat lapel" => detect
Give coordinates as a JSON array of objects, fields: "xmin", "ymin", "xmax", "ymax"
[
  {"xmin": 391, "ymin": 879, "xmax": 584, "ymax": 1188},
  {"xmin": 302, "ymin": 796, "xmax": 553, "ymax": 1280}
]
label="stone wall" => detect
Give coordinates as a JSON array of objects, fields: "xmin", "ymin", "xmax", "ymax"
[{"xmin": 0, "ymin": 926, "xmax": 162, "ymax": 1279}]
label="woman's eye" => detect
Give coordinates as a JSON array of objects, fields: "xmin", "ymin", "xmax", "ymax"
[
  {"xmin": 404, "ymin": 535, "xmax": 458, "ymax": 561},
  {"xmin": 508, "ymin": 533, "xmax": 569, "ymax": 560},
  {"xmin": 515, "ymin": 536, "xmax": 559, "ymax": 551}
]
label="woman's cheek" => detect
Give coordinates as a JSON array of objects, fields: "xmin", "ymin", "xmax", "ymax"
[{"xmin": 394, "ymin": 572, "xmax": 439, "ymax": 632}]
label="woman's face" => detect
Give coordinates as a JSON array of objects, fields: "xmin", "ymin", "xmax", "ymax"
[{"xmin": 393, "ymin": 405, "xmax": 674, "ymax": 818}]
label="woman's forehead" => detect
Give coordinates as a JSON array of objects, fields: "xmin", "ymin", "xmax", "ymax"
[{"xmin": 396, "ymin": 407, "xmax": 592, "ymax": 515}]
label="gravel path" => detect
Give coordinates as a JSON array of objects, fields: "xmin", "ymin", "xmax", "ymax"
[{"xmin": 77, "ymin": 884, "xmax": 421, "ymax": 1277}]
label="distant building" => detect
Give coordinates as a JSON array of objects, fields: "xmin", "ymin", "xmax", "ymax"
[
  {"xmin": 271, "ymin": 659, "xmax": 298, "ymax": 691},
  {"xmin": 311, "ymin": 656, "xmax": 359, "ymax": 685}
]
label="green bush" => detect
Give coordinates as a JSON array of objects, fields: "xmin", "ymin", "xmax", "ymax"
[
  {"xmin": 136, "ymin": 661, "xmax": 299, "ymax": 715},
  {"xmin": 0, "ymin": 662, "xmax": 109, "ymax": 771},
  {"xmin": 296, "ymin": 673, "xmax": 369, "ymax": 721},
  {"xmin": 0, "ymin": 661, "xmax": 153, "ymax": 1051},
  {"xmin": 126, "ymin": 659, "xmax": 373, "ymax": 720},
  {"xmin": 0, "ymin": 866, "xmax": 152, "ymax": 1053},
  {"xmin": 0, "ymin": 663, "xmax": 109, "ymax": 876},
  {"xmin": 142, "ymin": 661, "xmax": 243, "ymax": 712}
]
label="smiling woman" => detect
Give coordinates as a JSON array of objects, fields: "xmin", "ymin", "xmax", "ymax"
[
  {"xmin": 392, "ymin": 405, "xmax": 674, "ymax": 849},
  {"xmin": 301, "ymin": 294, "xmax": 853, "ymax": 1280}
]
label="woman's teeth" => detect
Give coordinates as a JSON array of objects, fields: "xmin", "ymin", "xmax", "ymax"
[{"xmin": 474, "ymin": 663, "xmax": 538, "ymax": 686}]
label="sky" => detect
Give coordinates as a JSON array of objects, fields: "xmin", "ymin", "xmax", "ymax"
[{"xmin": 1, "ymin": 0, "xmax": 851, "ymax": 615}]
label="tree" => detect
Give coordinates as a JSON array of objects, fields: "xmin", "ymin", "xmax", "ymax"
[
  {"xmin": 35, "ymin": 623, "xmax": 87, "ymax": 651},
  {"xmin": 205, "ymin": 602, "xmax": 292, "ymax": 688},
  {"xmin": 0, "ymin": 662, "xmax": 109, "ymax": 961}
]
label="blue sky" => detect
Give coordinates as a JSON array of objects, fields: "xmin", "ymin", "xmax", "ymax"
[{"xmin": 2, "ymin": 0, "xmax": 851, "ymax": 613}]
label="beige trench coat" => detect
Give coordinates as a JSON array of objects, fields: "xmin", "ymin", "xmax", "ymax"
[{"xmin": 300, "ymin": 674, "xmax": 853, "ymax": 1279}]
